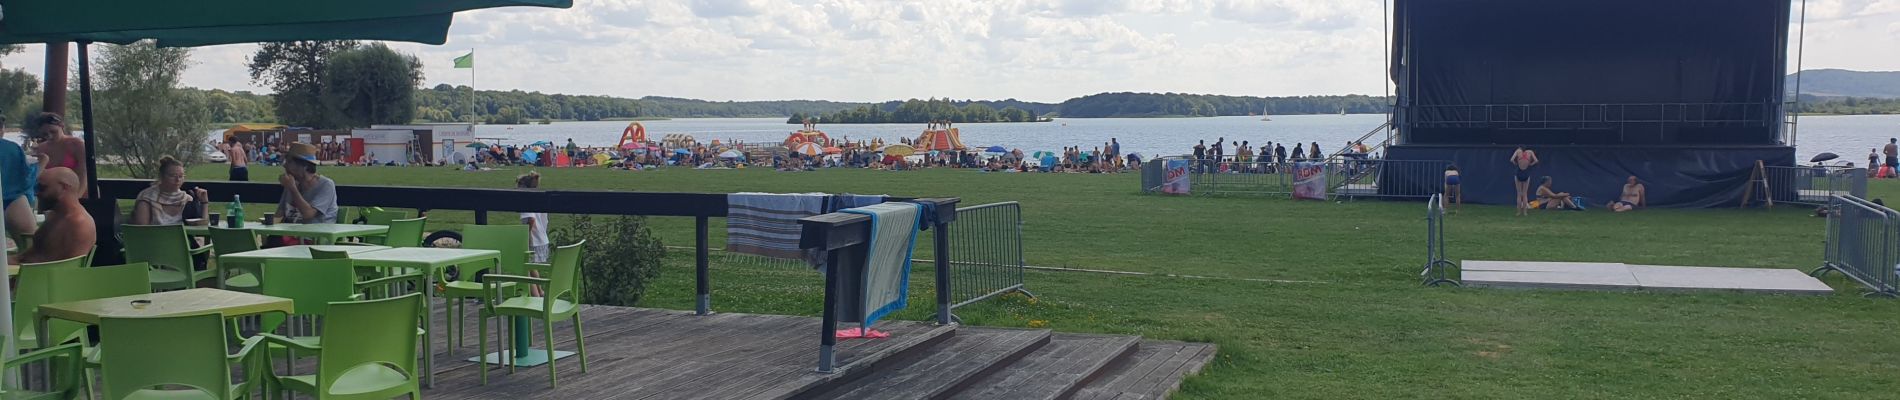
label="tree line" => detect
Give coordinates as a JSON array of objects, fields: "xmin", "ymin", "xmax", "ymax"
[
  {"xmin": 786, "ymin": 98, "xmax": 1044, "ymax": 124},
  {"xmin": 1791, "ymin": 94, "xmax": 1900, "ymax": 115},
  {"xmin": 1057, "ymin": 92, "xmax": 1392, "ymax": 118}
]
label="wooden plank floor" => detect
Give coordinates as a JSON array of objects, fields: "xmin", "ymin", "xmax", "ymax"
[
  {"xmin": 293, "ymin": 303, "xmax": 958, "ymax": 400},
  {"xmin": 1073, "ymin": 341, "xmax": 1219, "ymax": 400},
  {"xmin": 803, "ymin": 327, "xmax": 1052, "ymax": 400},
  {"xmin": 945, "ymin": 334, "xmax": 1141, "ymax": 400}
]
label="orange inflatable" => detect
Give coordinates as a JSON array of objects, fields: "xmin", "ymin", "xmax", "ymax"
[{"xmin": 617, "ymin": 122, "xmax": 649, "ymax": 150}]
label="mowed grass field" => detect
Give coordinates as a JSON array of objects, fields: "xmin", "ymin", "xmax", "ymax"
[{"xmin": 172, "ymin": 164, "xmax": 1900, "ymax": 399}]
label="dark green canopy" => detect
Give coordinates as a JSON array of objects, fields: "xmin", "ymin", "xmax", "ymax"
[
  {"xmin": 0, "ymin": 14, "xmax": 461, "ymax": 46},
  {"xmin": 1, "ymin": 0, "xmax": 568, "ymax": 37}
]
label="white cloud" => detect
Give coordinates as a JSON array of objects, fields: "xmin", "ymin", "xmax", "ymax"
[{"xmin": 0, "ymin": 0, "xmax": 1892, "ymax": 103}]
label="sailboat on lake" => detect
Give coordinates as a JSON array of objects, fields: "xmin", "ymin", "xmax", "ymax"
[{"xmin": 1260, "ymin": 104, "xmax": 1272, "ymax": 122}]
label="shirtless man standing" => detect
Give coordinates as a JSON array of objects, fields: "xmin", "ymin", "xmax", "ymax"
[
  {"xmin": 10, "ymin": 168, "xmax": 93, "ymax": 264},
  {"xmin": 1610, "ymin": 176, "xmax": 1646, "ymax": 212},
  {"xmin": 223, "ymin": 138, "xmax": 251, "ymax": 181}
]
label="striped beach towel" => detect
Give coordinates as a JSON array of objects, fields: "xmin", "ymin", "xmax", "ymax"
[
  {"xmin": 840, "ymin": 202, "xmax": 924, "ymax": 327},
  {"xmin": 726, "ymin": 193, "xmax": 828, "ymax": 260}
]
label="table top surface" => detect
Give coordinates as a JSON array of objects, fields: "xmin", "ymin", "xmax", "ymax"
[
  {"xmin": 348, "ymin": 247, "xmax": 501, "ymax": 268},
  {"xmin": 189, "ymin": 222, "xmax": 389, "ymax": 238},
  {"xmin": 218, "ymin": 244, "xmax": 392, "ymax": 262},
  {"xmin": 37, "ymin": 288, "xmax": 294, "ymax": 325}
]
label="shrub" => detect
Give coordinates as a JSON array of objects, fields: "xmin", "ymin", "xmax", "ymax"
[{"xmin": 551, "ymin": 215, "xmax": 666, "ymax": 306}]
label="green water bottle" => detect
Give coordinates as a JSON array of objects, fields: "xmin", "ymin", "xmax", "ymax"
[{"xmin": 229, "ymin": 194, "xmax": 245, "ymax": 228}]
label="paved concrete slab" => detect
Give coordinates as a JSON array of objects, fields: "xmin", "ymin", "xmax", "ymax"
[
  {"xmin": 1460, "ymin": 261, "xmax": 1833, "ymax": 295},
  {"xmin": 1627, "ymin": 265, "xmax": 1834, "ymax": 295}
]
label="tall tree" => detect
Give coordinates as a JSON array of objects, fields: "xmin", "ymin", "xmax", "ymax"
[
  {"xmin": 93, "ymin": 41, "xmax": 210, "ymax": 179},
  {"xmin": 247, "ymin": 40, "xmax": 357, "ymax": 128},
  {"xmin": 321, "ymin": 43, "xmax": 422, "ymax": 127}
]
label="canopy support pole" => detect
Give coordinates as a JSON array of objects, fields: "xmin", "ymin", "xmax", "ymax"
[{"xmin": 79, "ymin": 42, "xmax": 98, "ymax": 198}]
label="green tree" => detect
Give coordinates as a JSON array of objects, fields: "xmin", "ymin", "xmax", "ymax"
[
  {"xmin": 322, "ymin": 43, "xmax": 422, "ymax": 127},
  {"xmin": 247, "ymin": 40, "xmax": 357, "ymax": 128},
  {"xmin": 93, "ymin": 41, "xmax": 211, "ymax": 179}
]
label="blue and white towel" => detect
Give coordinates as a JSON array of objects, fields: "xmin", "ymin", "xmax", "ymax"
[
  {"xmin": 726, "ymin": 193, "xmax": 828, "ymax": 260},
  {"xmin": 828, "ymin": 194, "xmax": 887, "ymax": 212},
  {"xmin": 840, "ymin": 202, "xmax": 924, "ymax": 327}
]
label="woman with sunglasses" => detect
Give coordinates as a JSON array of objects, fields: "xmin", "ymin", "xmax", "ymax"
[{"xmin": 25, "ymin": 112, "xmax": 87, "ymax": 196}]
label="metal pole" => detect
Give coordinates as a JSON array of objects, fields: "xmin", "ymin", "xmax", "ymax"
[
  {"xmin": 816, "ymin": 252, "xmax": 838, "ymax": 373},
  {"xmin": 1789, "ymin": 0, "xmax": 1808, "ymax": 146},
  {"xmin": 934, "ymin": 219, "xmax": 952, "ymax": 325},
  {"xmin": 695, "ymin": 216, "xmax": 711, "ymax": 315},
  {"xmin": 78, "ymin": 42, "xmax": 98, "ymax": 198}
]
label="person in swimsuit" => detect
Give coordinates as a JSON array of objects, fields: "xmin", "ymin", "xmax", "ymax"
[
  {"xmin": 1534, "ymin": 176, "xmax": 1579, "ymax": 210},
  {"xmin": 223, "ymin": 138, "xmax": 251, "ymax": 181},
  {"xmin": 1443, "ymin": 165, "xmax": 1462, "ymax": 213},
  {"xmin": 26, "ymin": 112, "xmax": 86, "ymax": 197},
  {"xmin": 1510, "ymin": 147, "xmax": 1539, "ymax": 216},
  {"xmin": 1611, "ymin": 176, "xmax": 1646, "ymax": 212}
]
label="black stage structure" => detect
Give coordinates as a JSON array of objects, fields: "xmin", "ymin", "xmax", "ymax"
[{"xmin": 1382, "ymin": 0, "xmax": 1797, "ymax": 208}]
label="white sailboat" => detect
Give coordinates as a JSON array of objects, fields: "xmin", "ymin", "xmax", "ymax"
[
  {"xmin": 1260, "ymin": 105, "xmax": 1272, "ymax": 121},
  {"xmin": 1338, "ymin": 107, "xmax": 1347, "ymax": 116}
]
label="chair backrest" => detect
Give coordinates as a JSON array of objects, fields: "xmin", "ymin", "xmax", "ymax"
[
  {"xmin": 260, "ymin": 259, "xmax": 357, "ymax": 332},
  {"xmin": 206, "ymin": 227, "xmax": 259, "ymax": 256},
  {"xmin": 361, "ymin": 208, "xmax": 409, "ymax": 226},
  {"xmin": 12, "ymin": 255, "xmax": 86, "ymax": 346},
  {"xmin": 384, "ymin": 217, "xmax": 427, "ymax": 248},
  {"xmin": 50, "ymin": 262, "xmax": 152, "ymax": 302},
  {"xmin": 547, "ymin": 241, "xmax": 586, "ymax": 302},
  {"xmin": 310, "ymin": 249, "xmax": 352, "ymax": 260},
  {"xmin": 99, "ymin": 313, "xmax": 232, "ymax": 400},
  {"xmin": 459, "ymin": 224, "xmax": 529, "ymax": 276},
  {"xmin": 120, "ymin": 225, "xmax": 194, "ymax": 271},
  {"xmin": 318, "ymin": 294, "xmax": 421, "ymax": 393}
]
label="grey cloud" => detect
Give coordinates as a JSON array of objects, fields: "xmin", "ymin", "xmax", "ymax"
[{"xmin": 691, "ymin": 0, "xmax": 765, "ymax": 18}]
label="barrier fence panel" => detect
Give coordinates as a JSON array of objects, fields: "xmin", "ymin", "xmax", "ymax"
[
  {"xmin": 1816, "ymin": 195, "xmax": 1900, "ymax": 296},
  {"xmin": 1422, "ymin": 194, "xmax": 1459, "ymax": 286},
  {"xmin": 1342, "ymin": 159, "xmax": 1454, "ymax": 200},
  {"xmin": 946, "ymin": 202, "xmax": 1035, "ymax": 310},
  {"xmin": 1767, "ymin": 166, "xmax": 1867, "ymax": 206}
]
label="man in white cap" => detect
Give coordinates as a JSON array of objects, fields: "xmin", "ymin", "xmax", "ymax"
[{"xmin": 276, "ymin": 142, "xmax": 338, "ymax": 224}]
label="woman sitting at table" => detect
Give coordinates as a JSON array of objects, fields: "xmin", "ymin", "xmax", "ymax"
[{"xmin": 131, "ymin": 156, "xmax": 210, "ymax": 226}]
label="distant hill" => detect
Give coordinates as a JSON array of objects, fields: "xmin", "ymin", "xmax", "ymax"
[{"xmin": 1787, "ymin": 69, "xmax": 1900, "ymax": 99}]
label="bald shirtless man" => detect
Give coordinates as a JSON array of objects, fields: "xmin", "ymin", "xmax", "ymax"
[
  {"xmin": 1610, "ymin": 176, "xmax": 1646, "ymax": 212},
  {"xmin": 11, "ymin": 167, "xmax": 93, "ymax": 264}
]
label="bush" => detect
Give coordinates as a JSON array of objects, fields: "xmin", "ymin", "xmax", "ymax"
[{"xmin": 551, "ymin": 215, "xmax": 665, "ymax": 306}]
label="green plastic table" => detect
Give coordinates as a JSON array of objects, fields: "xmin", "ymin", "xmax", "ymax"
[
  {"xmin": 347, "ymin": 247, "xmax": 500, "ymax": 388},
  {"xmin": 189, "ymin": 222, "xmax": 389, "ymax": 245},
  {"xmin": 216, "ymin": 245, "xmax": 391, "ymax": 264},
  {"xmin": 35, "ymin": 288, "xmax": 294, "ymax": 349}
]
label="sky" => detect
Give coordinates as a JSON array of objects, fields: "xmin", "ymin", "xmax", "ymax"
[{"xmin": 2, "ymin": 0, "xmax": 1898, "ymax": 103}]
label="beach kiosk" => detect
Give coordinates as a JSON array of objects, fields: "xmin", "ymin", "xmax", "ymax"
[{"xmin": 369, "ymin": 123, "xmax": 478, "ymax": 165}]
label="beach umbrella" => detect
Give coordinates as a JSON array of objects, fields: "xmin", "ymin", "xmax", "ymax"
[
  {"xmin": 465, "ymin": 142, "xmax": 490, "ymax": 149},
  {"xmin": 674, "ymin": 149, "xmax": 691, "ymax": 155},
  {"xmin": 881, "ymin": 144, "xmax": 916, "ymax": 157},
  {"xmin": 824, "ymin": 146, "xmax": 843, "ymax": 154},
  {"xmin": 1032, "ymin": 151, "xmax": 1056, "ymax": 159},
  {"xmin": 530, "ymin": 141, "xmax": 554, "ymax": 147},
  {"xmin": 790, "ymin": 142, "xmax": 824, "ymax": 156},
  {"xmin": 985, "ymin": 145, "xmax": 1007, "ymax": 153},
  {"xmin": 718, "ymin": 150, "xmax": 745, "ymax": 159},
  {"xmin": 1810, "ymin": 152, "xmax": 1840, "ymax": 163}
]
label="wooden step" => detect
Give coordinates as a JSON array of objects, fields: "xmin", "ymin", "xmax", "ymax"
[
  {"xmin": 800, "ymin": 327, "xmax": 1052, "ymax": 400},
  {"xmin": 1071, "ymin": 340, "xmax": 1219, "ymax": 400},
  {"xmin": 944, "ymin": 334, "xmax": 1140, "ymax": 400}
]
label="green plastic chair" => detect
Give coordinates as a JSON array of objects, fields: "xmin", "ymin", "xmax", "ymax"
[
  {"xmin": 50, "ymin": 262, "xmax": 155, "ymax": 391},
  {"xmin": 251, "ymin": 258, "xmax": 360, "ymax": 369},
  {"xmin": 98, "ymin": 313, "xmax": 263, "ymax": 400},
  {"xmin": 263, "ymin": 294, "xmax": 423, "ymax": 400},
  {"xmin": 1, "ymin": 340, "xmax": 89, "ymax": 400},
  {"xmin": 356, "ymin": 208, "xmax": 409, "ymax": 245},
  {"xmin": 208, "ymin": 227, "xmax": 262, "ymax": 292},
  {"xmin": 11, "ymin": 255, "xmax": 87, "ymax": 351},
  {"xmin": 443, "ymin": 224, "xmax": 529, "ymax": 349},
  {"xmin": 481, "ymin": 241, "xmax": 588, "ymax": 387},
  {"xmin": 122, "ymin": 224, "xmax": 217, "ymax": 291},
  {"xmin": 382, "ymin": 217, "xmax": 427, "ymax": 248}
]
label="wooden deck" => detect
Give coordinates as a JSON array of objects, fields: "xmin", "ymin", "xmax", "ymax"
[{"xmin": 316, "ymin": 303, "xmax": 1216, "ymax": 399}]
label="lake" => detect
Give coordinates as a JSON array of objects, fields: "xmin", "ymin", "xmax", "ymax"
[{"xmin": 462, "ymin": 114, "xmax": 1890, "ymax": 163}]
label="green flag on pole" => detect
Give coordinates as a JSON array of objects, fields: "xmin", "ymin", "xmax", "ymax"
[{"xmin": 453, "ymin": 51, "xmax": 474, "ymax": 68}]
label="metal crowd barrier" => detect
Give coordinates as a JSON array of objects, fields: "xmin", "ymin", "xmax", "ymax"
[
  {"xmin": 1422, "ymin": 194, "xmax": 1458, "ymax": 286},
  {"xmin": 945, "ymin": 202, "xmax": 1035, "ymax": 313},
  {"xmin": 1192, "ymin": 160, "xmax": 1297, "ymax": 196},
  {"xmin": 1816, "ymin": 195, "xmax": 1899, "ymax": 297},
  {"xmin": 1765, "ymin": 166, "xmax": 1867, "ymax": 206},
  {"xmin": 1343, "ymin": 159, "xmax": 1453, "ymax": 201}
]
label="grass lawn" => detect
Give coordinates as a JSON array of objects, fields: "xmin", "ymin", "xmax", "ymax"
[{"xmin": 172, "ymin": 164, "xmax": 1900, "ymax": 399}]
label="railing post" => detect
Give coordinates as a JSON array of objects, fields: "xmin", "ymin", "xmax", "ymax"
[
  {"xmin": 817, "ymin": 252, "xmax": 839, "ymax": 373},
  {"xmin": 695, "ymin": 216, "xmax": 711, "ymax": 315},
  {"xmin": 934, "ymin": 217, "xmax": 952, "ymax": 325}
]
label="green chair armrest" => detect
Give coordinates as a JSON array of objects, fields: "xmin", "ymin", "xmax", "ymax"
[
  {"xmin": 358, "ymin": 272, "xmax": 425, "ymax": 290},
  {"xmin": 257, "ymin": 333, "xmax": 322, "ymax": 352},
  {"xmin": 189, "ymin": 243, "xmax": 214, "ymax": 255},
  {"xmin": 5, "ymin": 342, "xmax": 84, "ymax": 369},
  {"xmin": 229, "ymin": 335, "xmax": 266, "ymax": 363},
  {"xmin": 482, "ymin": 274, "xmax": 549, "ymax": 288},
  {"xmin": 523, "ymin": 262, "xmax": 552, "ymax": 274}
]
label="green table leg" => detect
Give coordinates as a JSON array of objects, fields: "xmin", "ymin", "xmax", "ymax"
[{"xmin": 470, "ymin": 316, "xmax": 572, "ymax": 367}]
